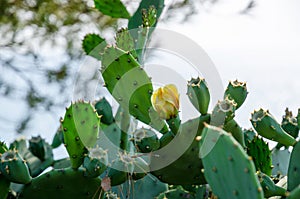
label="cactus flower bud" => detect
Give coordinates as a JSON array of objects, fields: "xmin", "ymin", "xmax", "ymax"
[{"xmin": 151, "ymin": 84, "xmax": 179, "ymax": 120}]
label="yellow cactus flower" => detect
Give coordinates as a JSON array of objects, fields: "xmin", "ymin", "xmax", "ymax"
[{"xmin": 151, "ymin": 84, "xmax": 180, "ymax": 120}]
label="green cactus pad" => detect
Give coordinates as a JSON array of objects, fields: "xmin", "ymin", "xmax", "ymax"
[
  {"xmin": 157, "ymin": 187, "xmax": 196, "ymax": 199},
  {"xmin": 0, "ymin": 175, "xmax": 10, "ymax": 199},
  {"xmin": 199, "ymin": 125, "xmax": 263, "ymax": 199},
  {"xmin": 287, "ymin": 185, "xmax": 300, "ymax": 199},
  {"xmin": 272, "ymin": 148, "xmax": 291, "ymax": 176},
  {"xmin": 134, "ymin": 128, "xmax": 160, "ymax": 153},
  {"xmin": 128, "ymin": 0, "xmax": 164, "ymax": 30},
  {"xmin": 115, "ymin": 28, "xmax": 137, "ymax": 58},
  {"xmin": 95, "ymin": 98, "xmax": 114, "ymax": 125},
  {"xmin": 105, "ymin": 153, "xmax": 149, "ymax": 186},
  {"xmin": 134, "ymin": 6, "xmax": 158, "ymax": 62},
  {"xmin": 282, "ymin": 108, "xmax": 299, "ymax": 139},
  {"xmin": 257, "ymin": 172, "xmax": 287, "ymax": 198},
  {"xmin": 61, "ymin": 101, "xmax": 100, "ymax": 169},
  {"xmin": 9, "ymin": 138, "xmax": 53, "ymax": 177},
  {"xmin": 52, "ymin": 158, "xmax": 71, "ymax": 169},
  {"xmin": 0, "ymin": 141, "xmax": 8, "ymax": 154},
  {"xmin": 223, "ymin": 119, "xmax": 245, "ymax": 147},
  {"xmin": 211, "ymin": 97, "xmax": 236, "ymax": 127},
  {"xmin": 101, "ymin": 47, "xmax": 166, "ymax": 132},
  {"xmin": 151, "ymin": 114, "xmax": 210, "ymax": 185},
  {"xmin": 159, "ymin": 131, "xmax": 175, "ymax": 148},
  {"xmin": 246, "ymin": 136, "xmax": 272, "ymax": 176},
  {"xmin": 187, "ymin": 77, "xmax": 210, "ymax": 115},
  {"xmin": 94, "ymin": 0, "xmax": 130, "ymax": 19},
  {"xmin": 244, "ymin": 128, "xmax": 257, "ymax": 144},
  {"xmin": 82, "ymin": 33, "xmax": 106, "ymax": 60},
  {"xmin": 19, "ymin": 168, "xmax": 102, "ymax": 199},
  {"xmin": 83, "ymin": 147, "xmax": 108, "ymax": 178},
  {"xmin": 250, "ymin": 108, "xmax": 296, "ymax": 146},
  {"xmin": 0, "ymin": 150, "xmax": 32, "ymax": 184},
  {"xmin": 288, "ymin": 142, "xmax": 300, "ymax": 191},
  {"xmin": 111, "ymin": 174, "xmax": 167, "ymax": 199},
  {"xmin": 29, "ymin": 135, "xmax": 49, "ymax": 161},
  {"xmin": 51, "ymin": 127, "xmax": 64, "ymax": 148},
  {"xmin": 224, "ymin": 80, "xmax": 248, "ymax": 109}
]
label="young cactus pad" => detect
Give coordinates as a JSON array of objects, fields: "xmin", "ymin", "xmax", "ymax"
[
  {"xmin": 94, "ymin": 0, "xmax": 130, "ymax": 19},
  {"xmin": 246, "ymin": 136, "xmax": 272, "ymax": 176},
  {"xmin": 250, "ymin": 108, "xmax": 296, "ymax": 146},
  {"xmin": 94, "ymin": 97, "xmax": 114, "ymax": 125},
  {"xmin": 199, "ymin": 125, "xmax": 264, "ymax": 199},
  {"xmin": 133, "ymin": 128, "xmax": 160, "ymax": 153},
  {"xmin": 61, "ymin": 101, "xmax": 100, "ymax": 169},
  {"xmin": 101, "ymin": 46, "xmax": 166, "ymax": 132},
  {"xmin": 210, "ymin": 97, "xmax": 236, "ymax": 127},
  {"xmin": 0, "ymin": 150, "xmax": 32, "ymax": 184},
  {"xmin": 187, "ymin": 77, "xmax": 210, "ymax": 115},
  {"xmin": 224, "ymin": 80, "xmax": 248, "ymax": 109}
]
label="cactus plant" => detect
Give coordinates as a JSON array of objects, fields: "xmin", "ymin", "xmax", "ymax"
[
  {"xmin": 61, "ymin": 101, "xmax": 100, "ymax": 169},
  {"xmin": 19, "ymin": 168, "xmax": 103, "ymax": 198},
  {"xmin": 2, "ymin": 1, "xmax": 300, "ymax": 198},
  {"xmin": 199, "ymin": 125, "xmax": 264, "ymax": 199},
  {"xmin": 0, "ymin": 150, "xmax": 32, "ymax": 184},
  {"xmin": 246, "ymin": 136, "xmax": 272, "ymax": 176},
  {"xmin": 94, "ymin": 98, "xmax": 114, "ymax": 125},
  {"xmin": 94, "ymin": 0, "xmax": 130, "ymax": 19},
  {"xmin": 224, "ymin": 80, "xmax": 248, "ymax": 110},
  {"xmin": 251, "ymin": 108, "xmax": 297, "ymax": 146},
  {"xmin": 288, "ymin": 142, "xmax": 300, "ymax": 191},
  {"xmin": 187, "ymin": 77, "xmax": 210, "ymax": 115}
]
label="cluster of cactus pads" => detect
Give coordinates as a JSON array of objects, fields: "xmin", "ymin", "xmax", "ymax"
[{"xmin": 2, "ymin": 0, "xmax": 300, "ymax": 198}]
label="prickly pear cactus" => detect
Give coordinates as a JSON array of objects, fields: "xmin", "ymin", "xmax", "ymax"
[
  {"xmin": 82, "ymin": 33, "xmax": 106, "ymax": 60},
  {"xmin": 211, "ymin": 97, "xmax": 236, "ymax": 127},
  {"xmin": 187, "ymin": 77, "xmax": 210, "ymax": 115},
  {"xmin": 272, "ymin": 148, "xmax": 291, "ymax": 176},
  {"xmin": 133, "ymin": 128, "xmax": 160, "ymax": 153},
  {"xmin": 151, "ymin": 115, "xmax": 210, "ymax": 185},
  {"xmin": 0, "ymin": 150, "xmax": 32, "ymax": 184},
  {"xmin": 257, "ymin": 171, "xmax": 287, "ymax": 197},
  {"xmin": 101, "ymin": 46, "xmax": 167, "ymax": 132},
  {"xmin": 95, "ymin": 98, "xmax": 114, "ymax": 125},
  {"xmin": 224, "ymin": 80, "xmax": 248, "ymax": 110},
  {"xmin": 276, "ymin": 108, "xmax": 300, "ymax": 149},
  {"xmin": 128, "ymin": 0, "xmax": 164, "ymax": 30},
  {"xmin": 199, "ymin": 125, "xmax": 263, "ymax": 199},
  {"xmin": 251, "ymin": 108, "xmax": 296, "ymax": 146},
  {"xmin": 223, "ymin": 119, "xmax": 245, "ymax": 147},
  {"xmin": 157, "ymin": 187, "xmax": 196, "ymax": 199},
  {"xmin": 0, "ymin": 141, "xmax": 10, "ymax": 199},
  {"xmin": 246, "ymin": 136, "xmax": 272, "ymax": 176},
  {"xmin": 83, "ymin": 147, "xmax": 108, "ymax": 178},
  {"xmin": 19, "ymin": 168, "xmax": 103, "ymax": 199},
  {"xmin": 94, "ymin": 0, "xmax": 130, "ymax": 19},
  {"xmin": 110, "ymin": 174, "xmax": 167, "ymax": 199},
  {"xmin": 288, "ymin": 142, "xmax": 300, "ymax": 191},
  {"xmin": 61, "ymin": 101, "xmax": 100, "ymax": 169},
  {"xmin": 29, "ymin": 135, "xmax": 50, "ymax": 161}
]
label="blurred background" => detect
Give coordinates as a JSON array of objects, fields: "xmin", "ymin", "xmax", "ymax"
[{"xmin": 0, "ymin": 0, "xmax": 299, "ymax": 145}]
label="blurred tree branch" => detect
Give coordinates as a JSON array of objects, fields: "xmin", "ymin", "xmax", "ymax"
[{"xmin": 0, "ymin": 0, "xmax": 256, "ymax": 134}]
